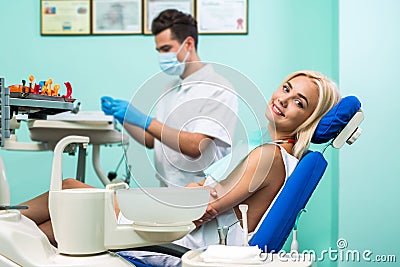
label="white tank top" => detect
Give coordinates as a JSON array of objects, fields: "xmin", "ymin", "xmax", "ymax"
[{"xmin": 174, "ymin": 143, "xmax": 299, "ymax": 249}]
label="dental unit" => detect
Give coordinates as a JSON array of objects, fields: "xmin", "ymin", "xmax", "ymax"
[
  {"xmin": 0, "ymin": 78, "xmax": 209, "ymax": 266},
  {"xmin": 0, "ymin": 135, "xmax": 209, "ymax": 266}
]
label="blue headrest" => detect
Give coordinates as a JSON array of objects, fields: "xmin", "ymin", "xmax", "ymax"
[{"xmin": 312, "ymin": 96, "xmax": 361, "ymax": 144}]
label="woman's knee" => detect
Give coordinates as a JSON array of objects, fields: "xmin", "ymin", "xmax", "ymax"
[{"xmin": 62, "ymin": 178, "xmax": 89, "ymax": 189}]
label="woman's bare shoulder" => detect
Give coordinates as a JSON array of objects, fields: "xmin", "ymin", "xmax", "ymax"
[
  {"xmin": 242, "ymin": 144, "xmax": 285, "ymax": 191},
  {"xmin": 249, "ymin": 143, "xmax": 282, "ymax": 160},
  {"xmin": 243, "ymin": 144, "xmax": 283, "ymax": 174}
]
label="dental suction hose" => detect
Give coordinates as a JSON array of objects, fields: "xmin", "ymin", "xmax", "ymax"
[
  {"xmin": 291, "ymin": 209, "xmax": 307, "ymax": 252},
  {"xmin": 218, "ymin": 226, "xmax": 229, "ymax": 245},
  {"xmin": 239, "ymin": 204, "xmax": 249, "ymax": 246},
  {"xmin": 50, "ymin": 135, "xmax": 90, "ymax": 191}
]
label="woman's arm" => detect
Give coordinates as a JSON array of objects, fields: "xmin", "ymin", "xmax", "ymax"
[
  {"xmin": 194, "ymin": 144, "xmax": 284, "ymax": 226},
  {"xmin": 186, "ymin": 179, "xmax": 218, "ymax": 226}
]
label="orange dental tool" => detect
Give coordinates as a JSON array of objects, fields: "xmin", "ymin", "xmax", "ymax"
[
  {"xmin": 29, "ymin": 75, "xmax": 35, "ymax": 92},
  {"xmin": 52, "ymin": 84, "xmax": 60, "ymax": 96},
  {"xmin": 41, "ymin": 85, "xmax": 48, "ymax": 95},
  {"xmin": 47, "ymin": 78, "xmax": 53, "ymax": 92}
]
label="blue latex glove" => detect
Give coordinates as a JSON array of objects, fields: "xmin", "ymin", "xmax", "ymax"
[
  {"xmin": 111, "ymin": 99, "xmax": 153, "ymax": 130},
  {"xmin": 100, "ymin": 96, "xmax": 115, "ymax": 115}
]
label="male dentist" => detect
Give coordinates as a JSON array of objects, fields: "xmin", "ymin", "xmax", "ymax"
[{"xmin": 102, "ymin": 9, "xmax": 238, "ymax": 187}]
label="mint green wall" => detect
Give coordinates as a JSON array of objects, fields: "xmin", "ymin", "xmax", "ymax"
[
  {"xmin": 339, "ymin": 0, "xmax": 400, "ymax": 266},
  {"xmin": 1, "ymin": 1, "xmax": 339, "ymax": 266}
]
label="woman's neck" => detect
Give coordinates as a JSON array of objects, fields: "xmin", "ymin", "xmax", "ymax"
[{"xmin": 267, "ymin": 124, "xmax": 295, "ymax": 143}]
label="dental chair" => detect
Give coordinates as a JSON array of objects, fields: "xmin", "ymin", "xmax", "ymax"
[
  {"xmin": 248, "ymin": 95, "xmax": 362, "ymax": 253},
  {"xmin": 118, "ymin": 95, "xmax": 363, "ymax": 267}
]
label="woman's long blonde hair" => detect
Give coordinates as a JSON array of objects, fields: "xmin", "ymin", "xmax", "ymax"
[{"xmin": 283, "ymin": 71, "xmax": 341, "ymax": 159}]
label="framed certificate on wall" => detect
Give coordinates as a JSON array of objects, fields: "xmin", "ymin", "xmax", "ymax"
[
  {"xmin": 143, "ymin": 0, "xmax": 194, "ymax": 35},
  {"xmin": 196, "ymin": 0, "xmax": 248, "ymax": 34},
  {"xmin": 41, "ymin": 0, "xmax": 91, "ymax": 35},
  {"xmin": 92, "ymin": 0, "xmax": 142, "ymax": 34}
]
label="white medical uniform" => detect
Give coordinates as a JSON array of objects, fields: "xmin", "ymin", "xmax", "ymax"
[
  {"xmin": 153, "ymin": 64, "xmax": 238, "ymax": 187},
  {"xmin": 173, "ymin": 143, "xmax": 299, "ymax": 249}
]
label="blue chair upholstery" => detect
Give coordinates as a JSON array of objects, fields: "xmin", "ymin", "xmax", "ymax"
[
  {"xmin": 248, "ymin": 151, "xmax": 327, "ymax": 252},
  {"xmin": 312, "ymin": 96, "xmax": 361, "ymax": 144},
  {"xmin": 116, "ymin": 252, "xmax": 152, "ymax": 267}
]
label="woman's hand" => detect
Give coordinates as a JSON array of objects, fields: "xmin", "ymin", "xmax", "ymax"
[
  {"xmin": 193, "ymin": 204, "xmax": 219, "ymax": 227},
  {"xmin": 185, "ymin": 180, "xmax": 218, "ymax": 198},
  {"xmin": 185, "ymin": 182, "xmax": 202, "ymax": 188},
  {"xmin": 185, "ymin": 179, "xmax": 219, "ymax": 227}
]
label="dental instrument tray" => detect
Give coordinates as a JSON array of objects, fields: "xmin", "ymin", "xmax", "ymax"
[
  {"xmin": 10, "ymin": 92, "xmax": 76, "ymax": 103},
  {"xmin": 6, "ymin": 76, "xmax": 76, "ymax": 118},
  {"xmin": 9, "ymin": 96, "xmax": 74, "ymax": 118}
]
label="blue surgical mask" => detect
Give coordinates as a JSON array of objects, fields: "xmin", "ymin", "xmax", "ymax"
[{"xmin": 158, "ymin": 40, "xmax": 190, "ymax": 76}]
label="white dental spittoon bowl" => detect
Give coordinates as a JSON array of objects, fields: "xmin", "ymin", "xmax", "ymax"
[{"xmin": 117, "ymin": 187, "xmax": 210, "ymax": 226}]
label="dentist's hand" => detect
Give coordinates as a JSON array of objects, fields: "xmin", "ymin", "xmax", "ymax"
[
  {"xmin": 112, "ymin": 99, "xmax": 153, "ymax": 130},
  {"xmin": 100, "ymin": 96, "xmax": 114, "ymax": 115}
]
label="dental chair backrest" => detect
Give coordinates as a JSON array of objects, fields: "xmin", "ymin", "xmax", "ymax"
[{"xmin": 249, "ymin": 95, "xmax": 363, "ymax": 252}]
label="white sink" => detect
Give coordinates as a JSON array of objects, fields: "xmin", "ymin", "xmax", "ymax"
[{"xmin": 117, "ymin": 187, "xmax": 210, "ymax": 225}]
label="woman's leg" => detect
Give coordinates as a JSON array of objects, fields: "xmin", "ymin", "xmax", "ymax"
[
  {"xmin": 20, "ymin": 189, "xmax": 51, "ymax": 226},
  {"xmin": 38, "ymin": 220, "xmax": 57, "ymax": 246},
  {"xmin": 20, "ymin": 178, "xmax": 93, "ymax": 243},
  {"xmin": 20, "ymin": 178, "xmax": 92, "ymax": 224}
]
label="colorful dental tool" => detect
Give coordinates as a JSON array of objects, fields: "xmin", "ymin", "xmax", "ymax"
[
  {"xmin": 52, "ymin": 84, "xmax": 60, "ymax": 96},
  {"xmin": 21, "ymin": 80, "xmax": 29, "ymax": 93},
  {"xmin": 33, "ymin": 84, "xmax": 40, "ymax": 94},
  {"xmin": 8, "ymin": 77, "xmax": 73, "ymax": 100},
  {"xmin": 63, "ymin": 81, "xmax": 72, "ymax": 98},
  {"xmin": 29, "ymin": 75, "xmax": 34, "ymax": 91},
  {"xmin": 47, "ymin": 78, "xmax": 53, "ymax": 92},
  {"xmin": 41, "ymin": 85, "xmax": 48, "ymax": 95}
]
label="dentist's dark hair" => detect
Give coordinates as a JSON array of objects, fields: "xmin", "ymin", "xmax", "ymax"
[{"xmin": 151, "ymin": 9, "xmax": 198, "ymax": 49}]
